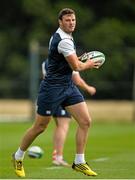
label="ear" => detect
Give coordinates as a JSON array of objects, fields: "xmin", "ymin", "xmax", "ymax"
[{"xmin": 58, "ymin": 19, "xmax": 62, "ymax": 26}]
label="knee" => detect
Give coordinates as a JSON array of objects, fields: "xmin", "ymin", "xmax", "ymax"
[
  {"xmin": 80, "ymin": 117, "xmax": 91, "ymax": 129},
  {"xmin": 33, "ymin": 123, "xmax": 48, "ymax": 135},
  {"xmin": 33, "ymin": 115, "xmax": 51, "ymax": 135},
  {"xmin": 37, "ymin": 125, "xmax": 46, "ymax": 134}
]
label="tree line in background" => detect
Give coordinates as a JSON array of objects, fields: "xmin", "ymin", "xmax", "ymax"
[{"xmin": 0, "ymin": 0, "xmax": 135, "ymax": 99}]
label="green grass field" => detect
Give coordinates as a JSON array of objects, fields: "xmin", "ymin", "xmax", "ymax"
[{"xmin": 0, "ymin": 120, "xmax": 135, "ymax": 179}]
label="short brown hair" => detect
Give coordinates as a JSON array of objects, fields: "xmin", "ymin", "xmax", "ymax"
[{"xmin": 58, "ymin": 8, "xmax": 75, "ymax": 20}]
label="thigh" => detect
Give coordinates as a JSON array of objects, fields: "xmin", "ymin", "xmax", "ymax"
[
  {"xmin": 65, "ymin": 102, "xmax": 91, "ymax": 125},
  {"xmin": 56, "ymin": 117, "xmax": 71, "ymax": 127}
]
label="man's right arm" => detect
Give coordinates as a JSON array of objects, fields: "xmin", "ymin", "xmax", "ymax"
[
  {"xmin": 65, "ymin": 53, "xmax": 100, "ymax": 71},
  {"xmin": 58, "ymin": 39, "xmax": 101, "ymax": 72}
]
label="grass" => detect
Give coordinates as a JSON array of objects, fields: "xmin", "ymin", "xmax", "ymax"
[{"xmin": 0, "ymin": 120, "xmax": 135, "ymax": 179}]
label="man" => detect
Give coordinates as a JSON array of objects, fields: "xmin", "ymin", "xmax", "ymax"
[
  {"xmin": 12, "ymin": 8, "xmax": 101, "ymax": 177},
  {"xmin": 42, "ymin": 60, "xmax": 96, "ymax": 167}
]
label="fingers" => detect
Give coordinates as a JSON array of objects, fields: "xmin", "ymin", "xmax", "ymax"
[
  {"xmin": 93, "ymin": 61, "xmax": 102, "ymax": 68},
  {"xmin": 88, "ymin": 88, "xmax": 96, "ymax": 95},
  {"xmin": 86, "ymin": 59, "xmax": 102, "ymax": 69}
]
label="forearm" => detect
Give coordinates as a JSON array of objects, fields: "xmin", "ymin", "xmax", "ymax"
[
  {"xmin": 76, "ymin": 78, "xmax": 90, "ymax": 91},
  {"xmin": 66, "ymin": 54, "xmax": 94, "ymax": 72},
  {"xmin": 77, "ymin": 80, "xmax": 96, "ymax": 95},
  {"xmin": 75, "ymin": 61, "xmax": 92, "ymax": 72},
  {"xmin": 72, "ymin": 73, "xmax": 96, "ymax": 95}
]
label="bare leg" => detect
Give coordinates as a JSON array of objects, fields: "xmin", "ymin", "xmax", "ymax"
[
  {"xmin": 12, "ymin": 114, "xmax": 51, "ymax": 177},
  {"xmin": 20, "ymin": 114, "xmax": 51, "ymax": 151},
  {"xmin": 66, "ymin": 102, "xmax": 91, "ymax": 154},
  {"xmin": 66, "ymin": 102, "xmax": 97, "ymax": 176},
  {"xmin": 53, "ymin": 117, "xmax": 70, "ymax": 156},
  {"xmin": 52, "ymin": 117, "xmax": 71, "ymax": 166}
]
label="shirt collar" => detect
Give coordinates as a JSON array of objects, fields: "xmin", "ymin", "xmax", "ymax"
[{"xmin": 56, "ymin": 27, "xmax": 73, "ymax": 40}]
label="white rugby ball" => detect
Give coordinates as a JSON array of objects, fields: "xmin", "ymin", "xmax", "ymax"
[
  {"xmin": 80, "ymin": 51, "xmax": 105, "ymax": 66},
  {"xmin": 27, "ymin": 146, "xmax": 44, "ymax": 158}
]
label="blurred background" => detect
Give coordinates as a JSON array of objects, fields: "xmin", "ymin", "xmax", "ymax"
[{"xmin": 0, "ymin": 0, "xmax": 135, "ymax": 122}]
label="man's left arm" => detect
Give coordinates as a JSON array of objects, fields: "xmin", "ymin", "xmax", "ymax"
[{"xmin": 72, "ymin": 72, "xmax": 96, "ymax": 96}]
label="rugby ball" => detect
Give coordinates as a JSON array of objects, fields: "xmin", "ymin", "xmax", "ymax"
[
  {"xmin": 27, "ymin": 146, "xmax": 44, "ymax": 158},
  {"xmin": 80, "ymin": 51, "xmax": 105, "ymax": 67}
]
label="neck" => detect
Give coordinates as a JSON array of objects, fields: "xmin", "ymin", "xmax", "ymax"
[{"xmin": 59, "ymin": 27, "xmax": 72, "ymax": 35}]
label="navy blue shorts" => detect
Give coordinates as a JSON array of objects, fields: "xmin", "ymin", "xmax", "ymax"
[
  {"xmin": 37, "ymin": 80, "xmax": 84, "ymax": 116},
  {"xmin": 53, "ymin": 106, "xmax": 71, "ymax": 118}
]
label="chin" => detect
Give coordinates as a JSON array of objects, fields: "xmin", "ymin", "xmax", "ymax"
[
  {"xmin": 65, "ymin": 30, "xmax": 73, "ymax": 34},
  {"xmin": 69, "ymin": 28, "xmax": 75, "ymax": 33}
]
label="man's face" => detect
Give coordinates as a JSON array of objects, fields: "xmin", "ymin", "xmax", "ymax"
[{"xmin": 59, "ymin": 14, "xmax": 76, "ymax": 34}]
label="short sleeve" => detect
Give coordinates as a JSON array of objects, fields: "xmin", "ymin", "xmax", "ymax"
[{"xmin": 58, "ymin": 39, "xmax": 76, "ymax": 57}]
